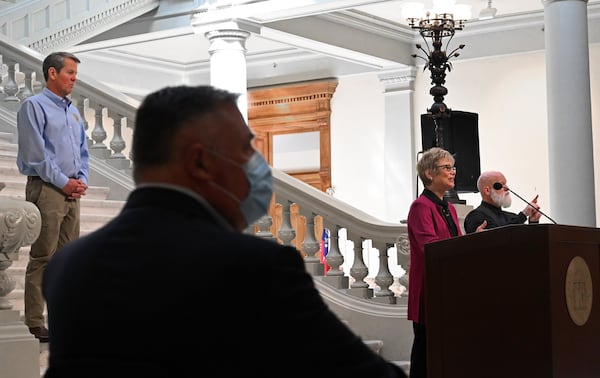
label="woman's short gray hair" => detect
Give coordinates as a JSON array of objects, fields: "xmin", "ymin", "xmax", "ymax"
[{"xmin": 417, "ymin": 147, "xmax": 455, "ymax": 187}]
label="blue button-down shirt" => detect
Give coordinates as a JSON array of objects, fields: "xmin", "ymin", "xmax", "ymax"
[{"xmin": 16, "ymin": 88, "xmax": 89, "ymax": 190}]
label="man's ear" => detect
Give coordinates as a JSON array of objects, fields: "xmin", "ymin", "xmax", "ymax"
[
  {"xmin": 186, "ymin": 144, "xmax": 212, "ymax": 180},
  {"xmin": 48, "ymin": 67, "xmax": 57, "ymax": 80}
]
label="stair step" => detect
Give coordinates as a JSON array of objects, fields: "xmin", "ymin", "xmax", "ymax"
[
  {"xmin": 81, "ymin": 198, "xmax": 125, "ymax": 212},
  {"xmin": 0, "ymin": 142, "xmax": 19, "ymax": 154},
  {"xmin": 0, "ymin": 145, "xmax": 17, "ymax": 156},
  {"xmin": 0, "ymin": 152, "xmax": 17, "ymax": 163},
  {"xmin": 393, "ymin": 361, "xmax": 410, "ymax": 375},
  {"xmin": 0, "ymin": 133, "xmax": 126, "ymax": 328},
  {"xmin": 364, "ymin": 339, "xmax": 384, "ymax": 354},
  {"xmin": 0, "ymin": 164, "xmax": 23, "ymax": 176},
  {"xmin": 0, "ymin": 131, "xmax": 13, "ymax": 140}
]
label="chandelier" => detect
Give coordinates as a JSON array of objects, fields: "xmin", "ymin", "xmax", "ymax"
[{"xmin": 403, "ymin": 0, "xmax": 472, "ymax": 119}]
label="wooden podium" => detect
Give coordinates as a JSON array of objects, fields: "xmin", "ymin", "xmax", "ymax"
[{"xmin": 424, "ymin": 224, "xmax": 599, "ymax": 378}]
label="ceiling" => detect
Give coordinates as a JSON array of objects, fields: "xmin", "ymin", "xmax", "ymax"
[{"xmin": 69, "ymin": 0, "xmax": 600, "ymax": 97}]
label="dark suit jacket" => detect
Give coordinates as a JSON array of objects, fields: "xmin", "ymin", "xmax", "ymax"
[
  {"xmin": 407, "ymin": 194, "xmax": 461, "ymax": 323},
  {"xmin": 463, "ymin": 201, "xmax": 528, "ymax": 233},
  {"xmin": 43, "ymin": 187, "xmax": 406, "ymax": 378}
]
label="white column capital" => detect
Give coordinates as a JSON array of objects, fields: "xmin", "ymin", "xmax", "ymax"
[
  {"xmin": 205, "ymin": 25, "xmax": 251, "ymax": 54},
  {"xmin": 205, "ymin": 27, "xmax": 251, "ymax": 43},
  {"xmin": 543, "ymin": 0, "xmax": 588, "ymax": 5},
  {"xmin": 378, "ymin": 67, "xmax": 417, "ymax": 93},
  {"xmin": 203, "ymin": 22, "xmax": 251, "ymax": 121}
]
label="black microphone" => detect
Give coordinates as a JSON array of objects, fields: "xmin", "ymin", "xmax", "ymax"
[{"xmin": 493, "ymin": 182, "xmax": 557, "ymax": 224}]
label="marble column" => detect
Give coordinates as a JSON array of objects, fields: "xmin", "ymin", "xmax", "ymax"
[
  {"xmin": 543, "ymin": 0, "xmax": 595, "ymax": 226},
  {"xmin": 0, "ymin": 195, "xmax": 42, "ymax": 378},
  {"xmin": 205, "ymin": 24, "xmax": 251, "ymax": 122},
  {"xmin": 378, "ymin": 68, "xmax": 417, "ymax": 223}
]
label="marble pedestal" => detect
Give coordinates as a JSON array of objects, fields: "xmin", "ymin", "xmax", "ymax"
[{"xmin": 0, "ymin": 194, "xmax": 42, "ymax": 378}]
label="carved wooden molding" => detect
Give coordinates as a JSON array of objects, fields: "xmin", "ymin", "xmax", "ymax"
[{"xmin": 248, "ymin": 79, "xmax": 338, "ymax": 192}]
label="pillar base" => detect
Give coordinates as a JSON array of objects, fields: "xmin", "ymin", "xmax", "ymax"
[{"xmin": 0, "ymin": 310, "xmax": 40, "ymax": 378}]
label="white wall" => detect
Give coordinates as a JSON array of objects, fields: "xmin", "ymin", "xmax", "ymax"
[
  {"xmin": 330, "ymin": 74, "xmax": 388, "ymax": 220},
  {"xmin": 330, "ymin": 44, "xmax": 600, "ymax": 226}
]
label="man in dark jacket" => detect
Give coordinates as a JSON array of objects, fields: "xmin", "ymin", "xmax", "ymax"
[
  {"xmin": 464, "ymin": 170, "xmax": 541, "ymax": 233},
  {"xmin": 43, "ymin": 85, "xmax": 407, "ymax": 378}
]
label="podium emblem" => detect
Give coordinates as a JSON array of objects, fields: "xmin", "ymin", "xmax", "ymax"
[{"xmin": 565, "ymin": 256, "xmax": 593, "ymax": 326}]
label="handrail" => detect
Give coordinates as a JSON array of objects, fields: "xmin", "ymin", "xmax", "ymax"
[{"xmin": 1, "ymin": 32, "xmax": 412, "ymax": 363}]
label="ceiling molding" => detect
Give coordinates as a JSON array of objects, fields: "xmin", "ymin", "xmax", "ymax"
[{"xmin": 72, "ymin": 1, "xmax": 600, "ymax": 94}]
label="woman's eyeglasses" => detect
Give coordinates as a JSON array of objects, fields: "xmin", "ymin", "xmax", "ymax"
[{"xmin": 436, "ymin": 164, "xmax": 457, "ymax": 172}]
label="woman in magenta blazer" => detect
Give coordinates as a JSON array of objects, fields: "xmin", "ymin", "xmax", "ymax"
[{"xmin": 407, "ymin": 147, "xmax": 462, "ymax": 378}]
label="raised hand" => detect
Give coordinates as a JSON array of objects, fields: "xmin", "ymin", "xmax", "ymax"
[{"xmin": 475, "ymin": 219, "xmax": 488, "ymax": 232}]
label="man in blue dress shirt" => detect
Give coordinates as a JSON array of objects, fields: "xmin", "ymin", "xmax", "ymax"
[{"xmin": 16, "ymin": 51, "xmax": 89, "ymax": 342}]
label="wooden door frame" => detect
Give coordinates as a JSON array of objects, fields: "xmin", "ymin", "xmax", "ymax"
[{"xmin": 248, "ymin": 79, "xmax": 337, "ymax": 192}]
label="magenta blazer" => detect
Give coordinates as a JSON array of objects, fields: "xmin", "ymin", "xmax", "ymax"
[{"xmin": 407, "ymin": 194, "xmax": 462, "ymax": 323}]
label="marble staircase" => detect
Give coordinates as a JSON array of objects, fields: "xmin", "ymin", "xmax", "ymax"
[
  {"xmin": 0, "ymin": 131, "xmax": 412, "ymax": 376},
  {"xmin": 0, "ymin": 130, "xmax": 124, "ymax": 344},
  {"xmin": 0, "ymin": 131, "xmax": 125, "ymax": 376}
]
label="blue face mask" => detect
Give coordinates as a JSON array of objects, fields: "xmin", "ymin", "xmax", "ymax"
[
  {"xmin": 238, "ymin": 151, "xmax": 273, "ymax": 225},
  {"xmin": 209, "ymin": 150, "xmax": 273, "ymax": 227}
]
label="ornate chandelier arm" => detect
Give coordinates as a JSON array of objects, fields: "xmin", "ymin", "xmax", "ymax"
[
  {"xmin": 447, "ymin": 44, "xmax": 466, "ymax": 59},
  {"xmin": 411, "ymin": 53, "xmax": 430, "ymax": 67},
  {"xmin": 444, "ymin": 33, "xmax": 456, "ymax": 52},
  {"xmin": 416, "ymin": 43, "xmax": 430, "ymax": 57}
]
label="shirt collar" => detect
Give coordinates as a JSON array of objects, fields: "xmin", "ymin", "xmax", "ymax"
[
  {"xmin": 422, "ymin": 188, "xmax": 449, "ymax": 208},
  {"xmin": 136, "ymin": 183, "xmax": 234, "ymax": 231},
  {"xmin": 481, "ymin": 201, "xmax": 503, "ymax": 213},
  {"xmin": 42, "ymin": 87, "xmax": 72, "ymax": 107}
]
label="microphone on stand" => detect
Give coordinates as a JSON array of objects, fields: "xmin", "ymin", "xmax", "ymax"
[{"xmin": 493, "ymin": 182, "xmax": 557, "ymax": 224}]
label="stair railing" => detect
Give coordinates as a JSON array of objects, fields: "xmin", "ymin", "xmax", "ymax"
[
  {"xmin": 1, "ymin": 37, "xmax": 412, "ymax": 362},
  {"xmin": 0, "ymin": 0, "xmax": 160, "ymax": 53},
  {"xmin": 1, "ymin": 43, "xmax": 410, "ymax": 299},
  {"xmin": 0, "ymin": 35, "xmax": 410, "ymax": 301}
]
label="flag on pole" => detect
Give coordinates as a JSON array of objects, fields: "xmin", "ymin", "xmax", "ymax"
[{"xmin": 320, "ymin": 228, "xmax": 331, "ymax": 273}]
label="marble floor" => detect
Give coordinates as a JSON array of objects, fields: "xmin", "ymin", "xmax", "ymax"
[
  {"xmin": 37, "ymin": 342, "xmax": 409, "ymax": 377},
  {"xmin": 39, "ymin": 342, "xmax": 48, "ymax": 377}
]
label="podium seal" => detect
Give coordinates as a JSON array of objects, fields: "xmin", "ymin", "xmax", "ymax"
[{"xmin": 565, "ymin": 256, "xmax": 593, "ymax": 326}]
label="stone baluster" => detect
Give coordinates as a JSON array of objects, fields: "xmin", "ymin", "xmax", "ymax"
[
  {"xmin": 348, "ymin": 236, "xmax": 373, "ymax": 298},
  {"xmin": 0, "ymin": 58, "xmax": 5, "ymax": 100},
  {"xmin": 75, "ymin": 95, "xmax": 89, "ymax": 134},
  {"xmin": 322, "ymin": 225, "xmax": 349, "ymax": 289},
  {"xmin": 395, "ymin": 233, "xmax": 410, "ymax": 301},
  {"xmin": 0, "ymin": 196, "xmax": 43, "ymax": 378},
  {"xmin": 0, "ymin": 199, "xmax": 41, "ymax": 309},
  {"xmin": 125, "ymin": 111, "xmax": 135, "ymax": 160},
  {"xmin": 108, "ymin": 111, "xmax": 126, "ymax": 158},
  {"xmin": 324, "ymin": 225, "xmax": 344, "ymax": 276},
  {"xmin": 90, "ymin": 104, "xmax": 109, "ymax": 157},
  {"xmin": 107, "ymin": 113, "xmax": 130, "ymax": 169},
  {"xmin": 2, "ymin": 60, "xmax": 20, "ymax": 105},
  {"xmin": 277, "ymin": 200, "xmax": 296, "ymax": 247},
  {"xmin": 255, "ymin": 214, "xmax": 276, "ymax": 242},
  {"xmin": 17, "ymin": 70, "xmax": 35, "ymax": 101},
  {"xmin": 373, "ymin": 242, "xmax": 396, "ymax": 304},
  {"xmin": 302, "ymin": 213, "xmax": 323, "ymax": 276},
  {"xmin": 32, "ymin": 72, "xmax": 43, "ymax": 93}
]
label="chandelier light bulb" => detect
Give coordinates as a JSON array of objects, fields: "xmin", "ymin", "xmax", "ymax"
[
  {"xmin": 454, "ymin": 4, "xmax": 472, "ymax": 21},
  {"xmin": 478, "ymin": 0, "xmax": 497, "ymax": 20},
  {"xmin": 432, "ymin": 0, "xmax": 456, "ymax": 15},
  {"xmin": 402, "ymin": 2, "xmax": 425, "ymax": 20}
]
